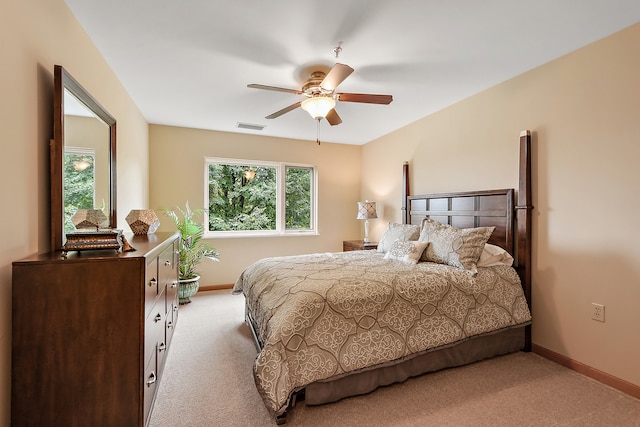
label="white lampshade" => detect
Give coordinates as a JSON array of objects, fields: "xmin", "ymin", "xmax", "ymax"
[
  {"xmin": 301, "ymin": 97, "xmax": 336, "ymax": 119},
  {"xmin": 356, "ymin": 201, "xmax": 378, "ymax": 219}
]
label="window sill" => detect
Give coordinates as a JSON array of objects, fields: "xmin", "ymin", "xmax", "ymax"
[{"xmin": 204, "ymin": 230, "xmax": 319, "ymax": 239}]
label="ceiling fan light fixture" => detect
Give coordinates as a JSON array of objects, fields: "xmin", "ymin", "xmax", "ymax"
[{"xmin": 301, "ymin": 96, "xmax": 335, "ymax": 119}]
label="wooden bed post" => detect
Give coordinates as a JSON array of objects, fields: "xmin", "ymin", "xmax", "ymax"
[
  {"xmin": 402, "ymin": 161, "xmax": 409, "ymax": 224},
  {"xmin": 516, "ymin": 130, "xmax": 533, "ymax": 352}
]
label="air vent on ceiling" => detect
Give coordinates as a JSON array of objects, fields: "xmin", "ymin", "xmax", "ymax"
[{"xmin": 237, "ymin": 122, "xmax": 265, "ymax": 131}]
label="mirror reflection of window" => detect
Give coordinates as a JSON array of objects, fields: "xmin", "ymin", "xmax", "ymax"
[
  {"xmin": 63, "ymin": 147, "xmax": 96, "ymax": 234},
  {"xmin": 62, "ymin": 90, "xmax": 110, "ymax": 236}
]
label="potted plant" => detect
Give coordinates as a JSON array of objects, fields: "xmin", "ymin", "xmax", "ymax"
[{"xmin": 162, "ymin": 202, "xmax": 219, "ymax": 304}]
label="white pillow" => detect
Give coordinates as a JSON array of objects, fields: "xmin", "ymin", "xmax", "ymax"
[
  {"xmin": 383, "ymin": 240, "xmax": 429, "ymax": 265},
  {"xmin": 377, "ymin": 223, "xmax": 420, "ymax": 253},
  {"xmin": 477, "ymin": 243, "xmax": 514, "ymax": 267}
]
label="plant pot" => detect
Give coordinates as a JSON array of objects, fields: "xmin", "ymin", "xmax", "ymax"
[{"xmin": 178, "ymin": 276, "xmax": 200, "ymax": 304}]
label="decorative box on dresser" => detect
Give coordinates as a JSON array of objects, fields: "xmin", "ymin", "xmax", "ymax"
[
  {"xmin": 342, "ymin": 240, "xmax": 378, "ymax": 251},
  {"xmin": 11, "ymin": 231, "xmax": 180, "ymax": 427}
]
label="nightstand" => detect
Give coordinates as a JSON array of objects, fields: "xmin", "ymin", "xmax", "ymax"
[{"xmin": 343, "ymin": 240, "xmax": 378, "ymax": 252}]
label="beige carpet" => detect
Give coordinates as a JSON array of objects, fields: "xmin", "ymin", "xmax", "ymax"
[{"xmin": 149, "ymin": 290, "xmax": 640, "ymax": 426}]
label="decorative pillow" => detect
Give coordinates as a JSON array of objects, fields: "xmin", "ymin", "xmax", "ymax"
[
  {"xmin": 377, "ymin": 222, "xmax": 420, "ymax": 253},
  {"xmin": 418, "ymin": 217, "xmax": 494, "ymax": 275},
  {"xmin": 477, "ymin": 243, "xmax": 514, "ymax": 267},
  {"xmin": 383, "ymin": 240, "xmax": 429, "ymax": 265}
]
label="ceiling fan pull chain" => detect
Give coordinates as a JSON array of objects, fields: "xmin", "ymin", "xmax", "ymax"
[{"xmin": 316, "ymin": 118, "xmax": 321, "ymax": 145}]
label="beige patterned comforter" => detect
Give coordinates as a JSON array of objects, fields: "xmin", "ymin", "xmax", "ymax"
[{"xmin": 233, "ymin": 250, "xmax": 531, "ymax": 416}]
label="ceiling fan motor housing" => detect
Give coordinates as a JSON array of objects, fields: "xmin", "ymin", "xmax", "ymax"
[{"xmin": 302, "ymin": 71, "xmax": 332, "ymax": 97}]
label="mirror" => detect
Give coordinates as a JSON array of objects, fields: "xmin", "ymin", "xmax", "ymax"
[{"xmin": 52, "ymin": 65, "xmax": 117, "ymax": 252}]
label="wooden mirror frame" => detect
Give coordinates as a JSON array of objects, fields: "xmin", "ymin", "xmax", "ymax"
[{"xmin": 51, "ymin": 65, "xmax": 117, "ymax": 252}]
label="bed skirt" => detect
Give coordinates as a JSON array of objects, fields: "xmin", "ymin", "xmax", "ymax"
[
  {"xmin": 245, "ymin": 302, "xmax": 527, "ymax": 421},
  {"xmin": 303, "ymin": 326, "xmax": 526, "ymax": 405}
]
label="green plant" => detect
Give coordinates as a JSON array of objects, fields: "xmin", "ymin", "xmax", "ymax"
[{"xmin": 162, "ymin": 202, "xmax": 219, "ymax": 280}]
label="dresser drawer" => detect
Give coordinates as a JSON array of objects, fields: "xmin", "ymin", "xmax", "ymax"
[
  {"xmin": 166, "ymin": 300, "xmax": 178, "ymax": 348},
  {"xmin": 145, "ymin": 257, "xmax": 159, "ymax": 317},
  {"xmin": 158, "ymin": 243, "xmax": 178, "ymax": 313},
  {"xmin": 144, "ymin": 288, "xmax": 166, "ymax": 371},
  {"xmin": 165, "ymin": 263, "xmax": 178, "ymax": 349},
  {"xmin": 143, "ymin": 352, "xmax": 158, "ymax": 424}
]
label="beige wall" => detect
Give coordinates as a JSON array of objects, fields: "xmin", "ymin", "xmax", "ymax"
[
  {"xmin": 362, "ymin": 23, "xmax": 640, "ymax": 389},
  {"xmin": 0, "ymin": 0, "xmax": 149, "ymax": 424},
  {"xmin": 3, "ymin": 1, "xmax": 639, "ymax": 424},
  {"xmin": 149, "ymin": 125, "xmax": 362, "ymax": 285}
]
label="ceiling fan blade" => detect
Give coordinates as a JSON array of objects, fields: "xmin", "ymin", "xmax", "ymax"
[
  {"xmin": 337, "ymin": 93, "xmax": 393, "ymax": 105},
  {"xmin": 325, "ymin": 109, "xmax": 342, "ymax": 126},
  {"xmin": 248, "ymin": 84, "xmax": 303, "ymax": 95},
  {"xmin": 321, "ymin": 63, "xmax": 354, "ymax": 91},
  {"xmin": 265, "ymin": 101, "xmax": 302, "ymax": 119}
]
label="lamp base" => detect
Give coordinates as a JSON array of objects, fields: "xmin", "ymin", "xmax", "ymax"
[{"xmin": 363, "ymin": 219, "xmax": 370, "ymax": 243}]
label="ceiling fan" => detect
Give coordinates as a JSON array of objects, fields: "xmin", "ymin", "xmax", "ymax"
[{"xmin": 248, "ymin": 63, "xmax": 393, "ymax": 126}]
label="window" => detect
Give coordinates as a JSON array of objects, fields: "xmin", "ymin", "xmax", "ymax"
[{"xmin": 205, "ymin": 158, "xmax": 317, "ymax": 237}]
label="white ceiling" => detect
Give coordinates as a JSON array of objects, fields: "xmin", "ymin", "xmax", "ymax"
[{"xmin": 64, "ymin": 0, "xmax": 640, "ymax": 145}]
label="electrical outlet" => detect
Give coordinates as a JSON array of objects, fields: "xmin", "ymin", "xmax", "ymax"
[{"xmin": 592, "ymin": 303, "xmax": 605, "ymax": 322}]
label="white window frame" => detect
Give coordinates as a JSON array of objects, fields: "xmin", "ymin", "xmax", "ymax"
[{"xmin": 204, "ymin": 157, "xmax": 318, "ymax": 238}]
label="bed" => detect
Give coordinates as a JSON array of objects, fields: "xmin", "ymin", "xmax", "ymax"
[{"xmin": 233, "ymin": 131, "xmax": 533, "ymax": 424}]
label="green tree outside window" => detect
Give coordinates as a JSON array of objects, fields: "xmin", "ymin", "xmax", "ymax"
[{"xmin": 206, "ymin": 160, "xmax": 315, "ymax": 234}]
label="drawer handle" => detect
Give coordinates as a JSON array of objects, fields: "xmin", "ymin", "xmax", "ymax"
[
  {"xmin": 154, "ymin": 313, "xmax": 162, "ymax": 323},
  {"xmin": 148, "ymin": 278, "xmax": 157, "ymax": 287},
  {"xmin": 167, "ymin": 321, "xmax": 173, "ymax": 329},
  {"xmin": 158, "ymin": 342, "xmax": 166, "ymax": 352},
  {"xmin": 146, "ymin": 372, "xmax": 157, "ymax": 387},
  {"xmin": 164, "ymin": 260, "xmax": 171, "ymax": 266},
  {"xmin": 171, "ymin": 281, "xmax": 178, "ymax": 288}
]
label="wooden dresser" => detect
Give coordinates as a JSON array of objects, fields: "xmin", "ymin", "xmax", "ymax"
[{"xmin": 11, "ymin": 232, "xmax": 180, "ymax": 427}]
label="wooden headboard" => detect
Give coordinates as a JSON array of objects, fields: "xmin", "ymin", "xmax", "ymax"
[
  {"xmin": 401, "ymin": 131, "xmax": 532, "ymax": 351},
  {"xmin": 405, "ymin": 189, "xmax": 515, "ymax": 254}
]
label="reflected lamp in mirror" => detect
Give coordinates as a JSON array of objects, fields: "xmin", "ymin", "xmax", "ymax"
[
  {"xmin": 126, "ymin": 209, "xmax": 160, "ymax": 235},
  {"xmin": 356, "ymin": 201, "xmax": 377, "ymax": 243},
  {"xmin": 243, "ymin": 168, "xmax": 256, "ymax": 180},
  {"xmin": 72, "ymin": 157, "xmax": 93, "ymax": 171},
  {"xmin": 71, "ymin": 209, "xmax": 109, "ymax": 230}
]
